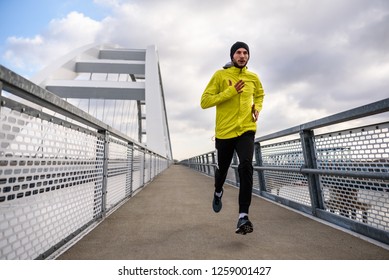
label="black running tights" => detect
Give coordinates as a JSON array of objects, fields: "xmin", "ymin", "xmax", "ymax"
[{"xmin": 214, "ymin": 131, "xmax": 254, "ymax": 214}]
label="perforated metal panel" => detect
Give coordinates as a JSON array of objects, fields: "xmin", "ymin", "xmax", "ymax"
[
  {"xmin": 106, "ymin": 137, "xmax": 132, "ymax": 211},
  {"xmin": 253, "ymin": 165, "xmax": 260, "ymax": 192},
  {"xmin": 0, "ymin": 107, "xmax": 104, "ymax": 259},
  {"xmin": 132, "ymin": 148, "xmax": 144, "ymax": 193},
  {"xmin": 261, "ymin": 138, "xmax": 311, "ymax": 206},
  {"xmin": 144, "ymin": 152, "xmax": 151, "ymax": 184},
  {"xmin": 315, "ymin": 123, "xmax": 389, "ymax": 230},
  {"xmin": 225, "ymin": 166, "xmax": 237, "ymax": 186}
]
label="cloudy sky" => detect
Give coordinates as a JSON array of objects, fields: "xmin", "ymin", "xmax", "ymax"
[{"xmin": 1, "ymin": 0, "xmax": 388, "ymax": 160}]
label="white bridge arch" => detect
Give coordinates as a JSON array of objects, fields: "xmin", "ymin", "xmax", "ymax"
[{"xmin": 32, "ymin": 43, "xmax": 172, "ymax": 159}]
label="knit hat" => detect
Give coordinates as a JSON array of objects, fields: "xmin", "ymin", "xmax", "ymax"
[{"xmin": 230, "ymin": 41, "xmax": 250, "ymax": 60}]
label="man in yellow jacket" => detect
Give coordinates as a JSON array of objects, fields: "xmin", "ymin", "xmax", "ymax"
[{"xmin": 201, "ymin": 41, "xmax": 265, "ymax": 235}]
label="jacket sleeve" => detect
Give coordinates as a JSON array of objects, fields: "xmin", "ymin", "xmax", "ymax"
[
  {"xmin": 253, "ymin": 77, "xmax": 265, "ymax": 113},
  {"xmin": 201, "ymin": 72, "xmax": 238, "ymax": 109}
]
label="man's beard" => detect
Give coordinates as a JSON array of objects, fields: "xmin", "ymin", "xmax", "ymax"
[{"xmin": 233, "ymin": 60, "xmax": 248, "ymax": 69}]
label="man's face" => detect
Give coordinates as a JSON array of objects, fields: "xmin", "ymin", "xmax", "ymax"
[{"xmin": 232, "ymin": 48, "xmax": 249, "ymax": 68}]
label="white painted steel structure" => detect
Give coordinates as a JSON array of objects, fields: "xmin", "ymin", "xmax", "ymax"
[
  {"xmin": 32, "ymin": 44, "xmax": 173, "ymax": 160},
  {"xmin": 0, "ymin": 44, "xmax": 172, "ymax": 259}
]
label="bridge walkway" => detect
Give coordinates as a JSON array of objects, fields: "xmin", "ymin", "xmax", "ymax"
[{"xmin": 57, "ymin": 165, "xmax": 389, "ymax": 260}]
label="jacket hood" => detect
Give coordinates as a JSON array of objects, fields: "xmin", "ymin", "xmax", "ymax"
[{"xmin": 222, "ymin": 62, "xmax": 248, "ymax": 73}]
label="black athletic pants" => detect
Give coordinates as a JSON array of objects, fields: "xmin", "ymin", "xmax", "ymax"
[{"xmin": 214, "ymin": 131, "xmax": 255, "ymax": 214}]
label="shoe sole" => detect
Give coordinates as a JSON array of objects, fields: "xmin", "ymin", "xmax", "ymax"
[{"xmin": 235, "ymin": 223, "xmax": 253, "ymax": 235}]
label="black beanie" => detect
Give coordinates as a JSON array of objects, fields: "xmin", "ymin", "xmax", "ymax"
[{"xmin": 230, "ymin": 41, "xmax": 250, "ymax": 60}]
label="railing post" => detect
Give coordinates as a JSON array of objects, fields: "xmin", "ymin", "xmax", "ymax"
[
  {"xmin": 100, "ymin": 130, "xmax": 109, "ymax": 218},
  {"xmin": 254, "ymin": 142, "xmax": 267, "ymax": 193},
  {"xmin": 148, "ymin": 151, "xmax": 152, "ymax": 182},
  {"xmin": 204, "ymin": 154, "xmax": 207, "ymax": 174},
  {"xmin": 300, "ymin": 129, "xmax": 323, "ymax": 215},
  {"xmin": 233, "ymin": 152, "xmax": 240, "ymax": 186},
  {"xmin": 205, "ymin": 154, "xmax": 211, "ymax": 175},
  {"xmin": 212, "ymin": 151, "xmax": 217, "ymax": 176},
  {"xmin": 142, "ymin": 148, "xmax": 146, "ymax": 186},
  {"xmin": 152, "ymin": 153, "xmax": 156, "ymax": 178},
  {"xmin": 127, "ymin": 142, "xmax": 134, "ymax": 197}
]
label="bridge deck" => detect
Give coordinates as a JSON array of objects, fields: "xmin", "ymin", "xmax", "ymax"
[{"xmin": 57, "ymin": 165, "xmax": 389, "ymax": 260}]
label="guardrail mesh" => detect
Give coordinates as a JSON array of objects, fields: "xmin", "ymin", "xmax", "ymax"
[
  {"xmin": 0, "ymin": 66, "xmax": 171, "ymax": 259},
  {"xmin": 0, "ymin": 106, "xmax": 104, "ymax": 259},
  {"xmin": 181, "ymin": 99, "xmax": 389, "ymax": 244},
  {"xmin": 315, "ymin": 123, "xmax": 389, "ymax": 230},
  {"xmin": 261, "ymin": 138, "xmax": 310, "ymax": 206}
]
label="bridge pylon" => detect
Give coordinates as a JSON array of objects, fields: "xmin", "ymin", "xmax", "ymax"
[{"xmin": 32, "ymin": 43, "xmax": 173, "ymax": 159}]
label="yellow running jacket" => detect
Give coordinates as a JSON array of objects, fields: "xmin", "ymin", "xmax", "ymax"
[{"xmin": 201, "ymin": 66, "xmax": 265, "ymax": 139}]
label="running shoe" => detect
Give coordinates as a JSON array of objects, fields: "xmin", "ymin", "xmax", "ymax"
[
  {"xmin": 212, "ymin": 189, "xmax": 223, "ymax": 213},
  {"xmin": 235, "ymin": 216, "xmax": 254, "ymax": 235}
]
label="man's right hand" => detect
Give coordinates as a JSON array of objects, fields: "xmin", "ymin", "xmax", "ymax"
[{"xmin": 229, "ymin": 80, "xmax": 245, "ymax": 93}]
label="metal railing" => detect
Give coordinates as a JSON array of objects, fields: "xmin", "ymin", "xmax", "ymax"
[
  {"xmin": 0, "ymin": 65, "xmax": 172, "ymax": 259},
  {"xmin": 181, "ymin": 98, "xmax": 389, "ymax": 245}
]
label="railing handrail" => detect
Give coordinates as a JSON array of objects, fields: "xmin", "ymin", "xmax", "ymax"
[
  {"xmin": 256, "ymin": 97, "xmax": 389, "ymax": 142},
  {"xmin": 0, "ymin": 65, "xmax": 163, "ymax": 156}
]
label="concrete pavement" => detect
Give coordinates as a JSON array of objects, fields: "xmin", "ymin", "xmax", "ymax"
[{"xmin": 57, "ymin": 165, "xmax": 389, "ymax": 260}]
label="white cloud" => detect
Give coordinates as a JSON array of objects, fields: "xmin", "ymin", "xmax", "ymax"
[
  {"xmin": 4, "ymin": 35, "xmax": 44, "ymax": 70},
  {"xmin": 4, "ymin": 11, "xmax": 101, "ymax": 73},
  {"xmin": 2, "ymin": 0, "xmax": 389, "ymax": 160}
]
